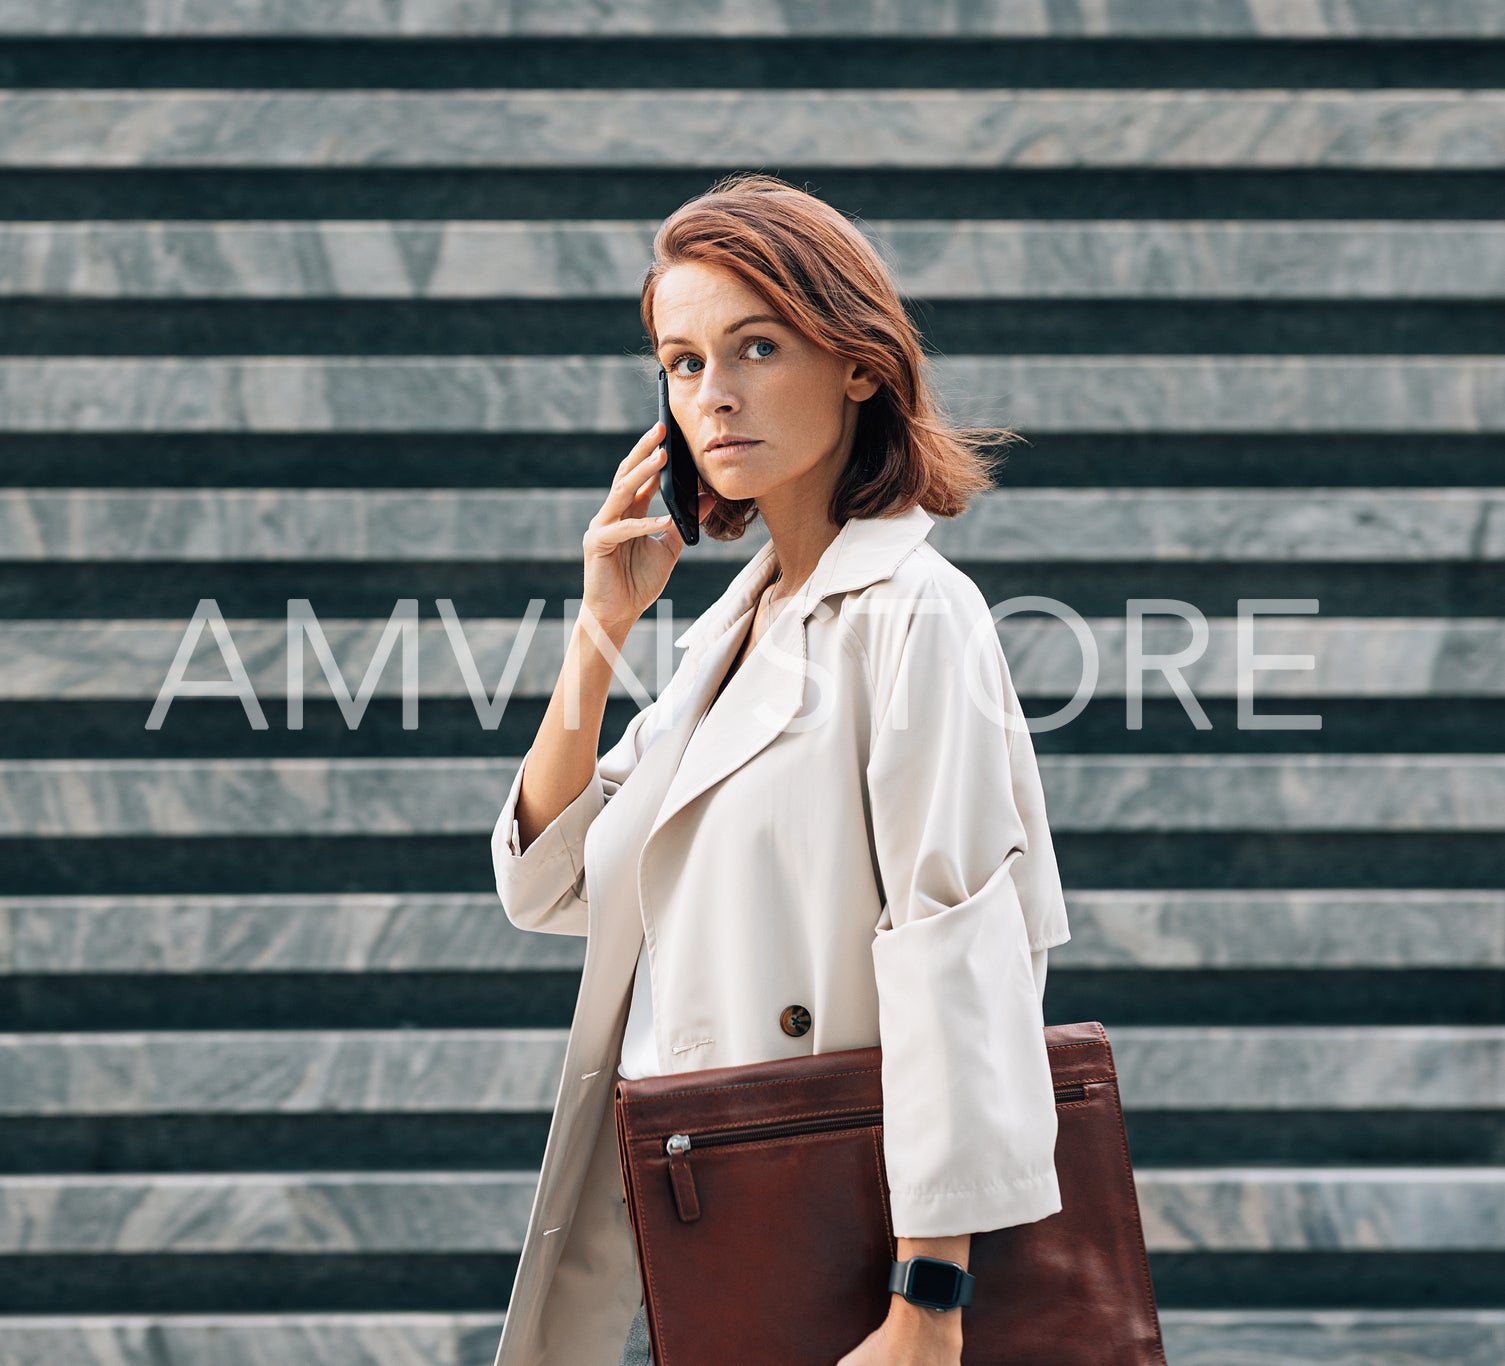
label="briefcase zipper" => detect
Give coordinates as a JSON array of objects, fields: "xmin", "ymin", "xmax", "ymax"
[
  {"xmin": 665, "ymin": 1107, "xmax": 885, "ymax": 1157},
  {"xmin": 662, "ymin": 1080, "xmax": 1087, "ymax": 1155},
  {"xmin": 662, "ymin": 1109, "xmax": 884, "ymax": 1223},
  {"xmin": 659, "ymin": 1082, "xmax": 1088, "ymax": 1224}
]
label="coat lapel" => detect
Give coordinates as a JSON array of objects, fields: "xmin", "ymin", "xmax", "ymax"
[{"xmin": 642, "ymin": 502, "xmax": 936, "ymax": 850}]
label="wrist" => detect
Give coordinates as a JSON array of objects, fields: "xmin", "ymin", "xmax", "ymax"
[
  {"xmin": 888, "ymin": 1294, "xmax": 964, "ymax": 1340},
  {"xmin": 575, "ymin": 609, "xmax": 635, "ymax": 644}
]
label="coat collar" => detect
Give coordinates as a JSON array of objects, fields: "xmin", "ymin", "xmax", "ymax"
[
  {"xmin": 671, "ymin": 501, "xmax": 936, "ymax": 655},
  {"xmin": 633, "ymin": 502, "xmax": 937, "ymax": 867}
]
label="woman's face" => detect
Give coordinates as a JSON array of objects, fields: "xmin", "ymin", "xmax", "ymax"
[{"xmin": 651, "ymin": 262, "xmax": 879, "ymax": 510}]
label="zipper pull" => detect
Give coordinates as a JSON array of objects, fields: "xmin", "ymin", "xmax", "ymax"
[{"xmin": 665, "ymin": 1133, "xmax": 701, "ymax": 1223}]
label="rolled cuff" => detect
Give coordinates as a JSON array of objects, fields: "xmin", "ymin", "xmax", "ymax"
[
  {"xmin": 491, "ymin": 748, "xmax": 606, "ymax": 935},
  {"xmin": 872, "ymin": 857, "xmax": 1062, "ymax": 1239},
  {"xmin": 888, "ymin": 1161, "xmax": 1063, "ymax": 1240}
]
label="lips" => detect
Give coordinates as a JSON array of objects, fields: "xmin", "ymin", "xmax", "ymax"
[{"xmin": 707, "ymin": 438, "xmax": 760, "ymax": 455}]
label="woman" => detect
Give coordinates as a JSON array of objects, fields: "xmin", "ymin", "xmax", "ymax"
[{"xmin": 490, "ymin": 174, "xmax": 1072, "ymax": 1366}]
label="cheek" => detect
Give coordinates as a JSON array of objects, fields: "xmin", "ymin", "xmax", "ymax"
[{"xmin": 763, "ymin": 379, "xmax": 846, "ymax": 457}]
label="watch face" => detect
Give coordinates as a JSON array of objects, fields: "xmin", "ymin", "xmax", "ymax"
[{"xmin": 907, "ymin": 1258, "xmax": 964, "ymax": 1308}]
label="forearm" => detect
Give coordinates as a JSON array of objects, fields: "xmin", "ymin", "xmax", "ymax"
[
  {"xmin": 895, "ymin": 1233, "xmax": 971, "ymax": 1273},
  {"xmin": 513, "ymin": 609, "xmax": 632, "ymax": 852}
]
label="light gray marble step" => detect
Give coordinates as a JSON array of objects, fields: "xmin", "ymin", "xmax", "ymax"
[
  {"xmin": 2, "ymin": 489, "xmax": 1499, "ymax": 562},
  {"xmin": 0, "ymin": 91, "xmax": 1501, "ymax": 169},
  {"xmin": 1059, "ymin": 891, "xmax": 1505, "ymax": 968},
  {"xmin": 4, "ymin": 221, "xmax": 1501, "ymax": 299},
  {"xmin": 0, "ymin": 1030, "xmax": 571, "ymax": 1115},
  {"xmin": 0, "ymin": 1315, "xmax": 509, "ymax": 1366},
  {"xmin": 0, "ymin": 1172, "xmax": 538, "ymax": 1252},
  {"xmin": 1115, "ymin": 1027, "xmax": 1505, "ymax": 1110},
  {"xmin": 1163, "ymin": 1312, "xmax": 1505, "ymax": 1366},
  {"xmin": 2, "ymin": 1027, "xmax": 1500, "ymax": 1115},
  {"xmin": 1139, "ymin": 1168, "xmax": 1505, "ymax": 1251},
  {"xmin": 0, "ymin": 894, "xmax": 589, "ymax": 973},
  {"xmin": 3, "ymin": 0, "xmax": 1501, "ymax": 39},
  {"xmin": 0, "ymin": 1312, "xmax": 1501, "ymax": 1366},
  {"xmin": 1, "ymin": 756, "xmax": 1501, "ymax": 837},
  {"xmin": 6, "ymin": 617, "xmax": 1502, "ymax": 701},
  {"xmin": 2, "ymin": 356, "xmax": 1499, "ymax": 432},
  {"xmin": 1, "ymin": 1167, "xmax": 1502, "ymax": 1253},
  {"xmin": 5, "ymin": 891, "xmax": 1498, "ymax": 974}
]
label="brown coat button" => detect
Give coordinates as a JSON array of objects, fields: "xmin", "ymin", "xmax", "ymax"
[{"xmin": 780, "ymin": 1005, "xmax": 811, "ymax": 1037}]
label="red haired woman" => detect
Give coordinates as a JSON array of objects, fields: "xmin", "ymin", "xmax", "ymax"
[{"xmin": 491, "ymin": 174, "xmax": 1071, "ymax": 1366}]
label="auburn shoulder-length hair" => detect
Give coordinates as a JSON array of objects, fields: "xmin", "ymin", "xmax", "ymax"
[{"xmin": 638, "ymin": 172, "xmax": 1022, "ymax": 542}]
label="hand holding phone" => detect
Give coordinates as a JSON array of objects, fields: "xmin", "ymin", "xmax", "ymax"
[{"xmin": 578, "ymin": 419, "xmax": 690, "ymax": 634}]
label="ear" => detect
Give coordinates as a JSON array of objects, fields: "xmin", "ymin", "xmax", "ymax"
[{"xmin": 843, "ymin": 361, "xmax": 882, "ymax": 404}]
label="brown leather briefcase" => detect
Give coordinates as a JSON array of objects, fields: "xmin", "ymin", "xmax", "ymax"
[{"xmin": 614, "ymin": 1019, "xmax": 1167, "ymax": 1365}]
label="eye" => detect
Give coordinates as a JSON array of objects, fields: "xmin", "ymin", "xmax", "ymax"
[{"xmin": 665, "ymin": 337, "xmax": 778, "ymax": 377}]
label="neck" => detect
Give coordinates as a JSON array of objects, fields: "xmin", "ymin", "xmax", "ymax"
[{"xmin": 761, "ymin": 513, "xmax": 840, "ymax": 604}]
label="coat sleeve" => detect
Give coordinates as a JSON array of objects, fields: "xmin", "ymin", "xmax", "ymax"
[
  {"xmin": 864, "ymin": 592, "xmax": 1068, "ymax": 1238},
  {"xmin": 490, "ymin": 693, "xmax": 662, "ymax": 937}
]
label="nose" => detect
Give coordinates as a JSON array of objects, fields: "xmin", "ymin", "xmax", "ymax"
[{"xmin": 694, "ymin": 360, "xmax": 741, "ymax": 417}]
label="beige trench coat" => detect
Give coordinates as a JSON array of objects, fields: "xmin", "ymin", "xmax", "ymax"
[{"xmin": 489, "ymin": 501, "xmax": 1072, "ymax": 1366}]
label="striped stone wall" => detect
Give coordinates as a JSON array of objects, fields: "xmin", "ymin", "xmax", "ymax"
[{"xmin": 0, "ymin": 5, "xmax": 1501, "ymax": 1363}]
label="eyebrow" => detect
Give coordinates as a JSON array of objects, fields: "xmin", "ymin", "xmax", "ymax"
[{"xmin": 656, "ymin": 313, "xmax": 788, "ymax": 353}]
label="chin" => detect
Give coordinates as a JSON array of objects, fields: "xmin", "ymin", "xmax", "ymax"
[{"xmin": 707, "ymin": 481, "xmax": 764, "ymax": 503}]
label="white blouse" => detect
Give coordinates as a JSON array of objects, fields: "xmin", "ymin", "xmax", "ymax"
[
  {"xmin": 617, "ymin": 937, "xmax": 660, "ymax": 1079},
  {"xmin": 617, "ymin": 706, "xmax": 710, "ymax": 1080}
]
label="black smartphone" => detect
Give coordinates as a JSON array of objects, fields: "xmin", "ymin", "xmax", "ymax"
[{"xmin": 657, "ymin": 365, "xmax": 700, "ymax": 546}]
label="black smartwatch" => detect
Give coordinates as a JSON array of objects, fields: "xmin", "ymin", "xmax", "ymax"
[{"xmin": 888, "ymin": 1255, "xmax": 976, "ymax": 1312}]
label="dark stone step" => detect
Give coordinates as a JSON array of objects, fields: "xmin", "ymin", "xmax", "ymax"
[
  {"xmin": 0, "ymin": 1113, "xmax": 553, "ymax": 1175},
  {"xmin": 0, "ymin": 1253, "xmax": 520, "ymax": 1314},
  {"xmin": 4, "ymin": 832, "xmax": 1501, "ymax": 896},
  {"xmin": 3, "ymin": 1110, "xmax": 1497, "ymax": 1175},
  {"xmin": 0, "ymin": 699, "xmax": 564, "ymax": 760},
  {"xmin": 4, "ymin": 561, "xmax": 1502, "ymax": 619},
  {"xmin": 1, "ymin": 37, "xmax": 1502, "ymax": 90},
  {"xmin": 0, "ymin": 169, "xmax": 1499, "ymax": 222},
  {"xmin": 7, "ymin": 698, "xmax": 1503, "ymax": 760},
  {"xmin": 2, "ymin": 432, "xmax": 1502, "ymax": 490},
  {"xmin": 0, "ymin": 970, "xmax": 585, "ymax": 1030},
  {"xmin": 1148, "ymin": 1253, "xmax": 1505, "ymax": 1311},
  {"xmin": 2, "ymin": 1251, "xmax": 1499, "ymax": 1314},
  {"xmin": 0, "ymin": 969, "xmax": 1499, "ymax": 1032},
  {"xmin": 4, "ymin": 298, "xmax": 1503, "ymax": 357},
  {"xmin": 1127, "ymin": 1111, "xmax": 1505, "ymax": 1169}
]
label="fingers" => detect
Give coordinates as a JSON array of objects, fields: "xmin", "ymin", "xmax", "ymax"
[
  {"xmin": 611, "ymin": 421, "xmax": 663, "ymax": 482},
  {"xmin": 599, "ymin": 423, "xmax": 668, "ymax": 524},
  {"xmin": 596, "ymin": 512, "xmax": 675, "ymax": 547}
]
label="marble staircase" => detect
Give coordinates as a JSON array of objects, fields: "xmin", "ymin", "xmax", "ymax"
[{"xmin": 0, "ymin": 4, "xmax": 1502, "ymax": 1363}]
